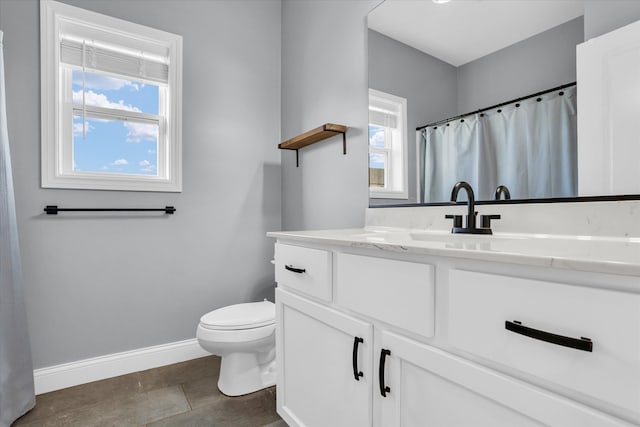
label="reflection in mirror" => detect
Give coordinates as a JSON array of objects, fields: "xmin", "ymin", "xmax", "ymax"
[
  {"xmin": 368, "ymin": 0, "xmax": 600, "ymax": 206},
  {"xmin": 419, "ymin": 83, "xmax": 577, "ymax": 203}
]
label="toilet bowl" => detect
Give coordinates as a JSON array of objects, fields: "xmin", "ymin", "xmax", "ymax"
[{"xmin": 196, "ymin": 300, "xmax": 276, "ymax": 396}]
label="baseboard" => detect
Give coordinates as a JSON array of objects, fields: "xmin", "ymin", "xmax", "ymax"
[{"xmin": 33, "ymin": 338, "xmax": 210, "ymax": 395}]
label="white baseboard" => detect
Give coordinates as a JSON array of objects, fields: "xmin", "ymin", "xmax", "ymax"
[{"xmin": 33, "ymin": 338, "xmax": 210, "ymax": 395}]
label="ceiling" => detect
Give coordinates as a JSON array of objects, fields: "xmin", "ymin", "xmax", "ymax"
[{"xmin": 368, "ymin": 0, "xmax": 585, "ymax": 67}]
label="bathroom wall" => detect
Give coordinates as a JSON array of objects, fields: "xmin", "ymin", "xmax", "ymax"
[
  {"xmin": 457, "ymin": 16, "xmax": 583, "ymax": 113},
  {"xmin": 0, "ymin": 0, "xmax": 281, "ymax": 369},
  {"xmin": 368, "ymin": 30, "xmax": 458, "ymax": 206},
  {"xmin": 584, "ymin": 0, "xmax": 640, "ymax": 40},
  {"xmin": 280, "ymin": 0, "xmax": 378, "ymax": 231}
]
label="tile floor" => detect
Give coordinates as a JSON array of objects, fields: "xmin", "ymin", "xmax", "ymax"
[{"xmin": 12, "ymin": 356, "xmax": 286, "ymax": 427}]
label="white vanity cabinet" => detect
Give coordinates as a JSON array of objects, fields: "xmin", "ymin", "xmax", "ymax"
[{"xmin": 272, "ymin": 241, "xmax": 638, "ymax": 427}]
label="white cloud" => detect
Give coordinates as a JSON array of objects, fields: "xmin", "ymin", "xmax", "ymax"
[
  {"xmin": 72, "ymin": 120, "xmax": 94, "ymax": 136},
  {"xmin": 148, "ymin": 149, "xmax": 156, "ymax": 154},
  {"xmin": 111, "ymin": 159, "xmax": 128, "ymax": 166},
  {"xmin": 369, "ymin": 131, "xmax": 386, "ymax": 148},
  {"xmin": 73, "ymin": 73, "xmax": 140, "ymax": 91},
  {"xmin": 73, "ymin": 90, "xmax": 141, "ymax": 113},
  {"xmin": 138, "ymin": 160, "xmax": 156, "ymax": 172},
  {"xmin": 125, "ymin": 122, "xmax": 158, "ymax": 143}
]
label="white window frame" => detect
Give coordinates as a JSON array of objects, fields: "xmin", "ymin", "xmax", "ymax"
[
  {"xmin": 40, "ymin": 0, "xmax": 183, "ymax": 192},
  {"xmin": 369, "ymin": 89, "xmax": 408, "ymax": 199}
]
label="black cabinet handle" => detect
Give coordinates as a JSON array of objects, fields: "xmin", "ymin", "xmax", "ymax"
[
  {"xmin": 352, "ymin": 337, "xmax": 364, "ymax": 381},
  {"xmin": 284, "ymin": 265, "xmax": 306, "ymax": 274},
  {"xmin": 505, "ymin": 320, "xmax": 593, "ymax": 352},
  {"xmin": 379, "ymin": 348, "xmax": 391, "ymax": 397}
]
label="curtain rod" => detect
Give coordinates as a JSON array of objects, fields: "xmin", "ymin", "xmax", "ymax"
[
  {"xmin": 416, "ymin": 82, "xmax": 576, "ymax": 131},
  {"xmin": 44, "ymin": 205, "xmax": 176, "ymax": 215}
]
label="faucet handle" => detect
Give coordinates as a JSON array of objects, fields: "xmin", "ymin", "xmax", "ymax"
[
  {"xmin": 481, "ymin": 214, "xmax": 501, "ymax": 229},
  {"xmin": 445, "ymin": 214, "xmax": 463, "ymax": 228}
]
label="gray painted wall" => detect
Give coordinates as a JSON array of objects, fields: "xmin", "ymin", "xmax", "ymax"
[
  {"xmin": 457, "ymin": 16, "xmax": 583, "ymax": 113},
  {"xmin": 0, "ymin": 0, "xmax": 281, "ymax": 369},
  {"xmin": 368, "ymin": 30, "xmax": 458, "ymax": 206},
  {"xmin": 584, "ymin": 0, "xmax": 640, "ymax": 40},
  {"xmin": 281, "ymin": 0, "xmax": 377, "ymax": 231}
]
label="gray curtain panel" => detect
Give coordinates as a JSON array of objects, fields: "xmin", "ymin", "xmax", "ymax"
[{"xmin": 0, "ymin": 30, "xmax": 35, "ymax": 427}]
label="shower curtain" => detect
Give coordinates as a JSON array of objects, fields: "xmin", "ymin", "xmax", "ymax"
[
  {"xmin": 0, "ymin": 30, "xmax": 35, "ymax": 427},
  {"xmin": 420, "ymin": 86, "xmax": 577, "ymax": 203}
]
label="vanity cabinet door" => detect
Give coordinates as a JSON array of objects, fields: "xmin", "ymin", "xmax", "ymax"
[
  {"xmin": 375, "ymin": 330, "xmax": 629, "ymax": 427},
  {"xmin": 276, "ymin": 288, "xmax": 373, "ymax": 427}
]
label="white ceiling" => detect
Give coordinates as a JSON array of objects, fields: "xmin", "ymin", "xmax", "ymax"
[{"xmin": 368, "ymin": 0, "xmax": 585, "ymax": 67}]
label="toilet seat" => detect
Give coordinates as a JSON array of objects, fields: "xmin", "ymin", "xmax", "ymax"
[
  {"xmin": 197, "ymin": 321, "xmax": 275, "ymax": 343},
  {"xmin": 199, "ymin": 301, "xmax": 275, "ymax": 331}
]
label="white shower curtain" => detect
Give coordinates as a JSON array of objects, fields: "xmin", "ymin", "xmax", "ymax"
[
  {"xmin": 420, "ymin": 86, "xmax": 577, "ymax": 203},
  {"xmin": 0, "ymin": 30, "xmax": 35, "ymax": 427},
  {"xmin": 421, "ymin": 116, "xmax": 482, "ymax": 202}
]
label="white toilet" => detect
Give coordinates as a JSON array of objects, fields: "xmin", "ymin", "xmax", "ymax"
[{"xmin": 196, "ymin": 300, "xmax": 276, "ymax": 396}]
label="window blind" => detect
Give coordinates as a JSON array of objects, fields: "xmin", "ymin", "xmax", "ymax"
[
  {"xmin": 369, "ymin": 109, "xmax": 399, "ymax": 128},
  {"xmin": 60, "ymin": 37, "xmax": 169, "ymax": 84}
]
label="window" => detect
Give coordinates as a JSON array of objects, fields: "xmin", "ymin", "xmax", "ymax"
[
  {"xmin": 369, "ymin": 89, "xmax": 408, "ymax": 199},
  {"xmin": 40, "ymin": 0, "xmax": 183, "ymax": 191}
]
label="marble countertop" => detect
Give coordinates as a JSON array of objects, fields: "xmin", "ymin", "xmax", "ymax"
[{"xmin": 267, "ymin": 227, "xmax": 640, "ymax": 277}]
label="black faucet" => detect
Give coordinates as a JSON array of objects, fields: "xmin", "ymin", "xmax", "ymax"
[
  {"xmin": 495, "ymin": 185, "xmax": 511, "ymax": 200},
  {"xmin": 447, "ymin": 181, "xmax": 498, "ymax": 235},
  {"xmin": 450, "ymin": 181, "xmax": 477, "ymax": 229}
]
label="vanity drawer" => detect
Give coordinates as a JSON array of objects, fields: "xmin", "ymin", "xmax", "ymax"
[
  {"xmin": 336, "ymin": 253, "xmax": 435, "ymax": 337},
  {"xmin": 448, "ymin": 269, "xmax": 640, "ymax": 415},
  {"xmin": 274, "ymin": 243, "xmax": 332, "ymax": 301}
]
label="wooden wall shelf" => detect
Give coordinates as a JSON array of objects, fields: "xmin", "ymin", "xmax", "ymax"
[{"xmin": 279, "ymin": 123, "xmax": 348, "ymax": 167}]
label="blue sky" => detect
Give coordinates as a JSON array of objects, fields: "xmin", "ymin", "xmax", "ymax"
[
  {"xmin": 369, "ymin": 125, "xmax": 385, "ymax": 169},
  {"xmin": 72, "ymin": 70, "xmax": 160, "ymax": 175}
]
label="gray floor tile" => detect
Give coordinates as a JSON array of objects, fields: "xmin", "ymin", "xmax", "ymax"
[
  {"xmin": 147, "ymin": 387, "xmax": 279, "ymax": 427},
  {"xmin": 181, "ymin": 375, "xmax": 224, "ymax": 409},
  {"xmin": 12, "ymin": 356, "xmax": 283, "ymax": 427},
  {"xmin": 13, "ymin": 374, "xmax": 142, "ymax": 425},
  {"xmin": 136, "ymin": 356, "xmax": 220, "ymax": 393},
  {"xmin": 15, "ymin": 385, "xmax": 190, "ymax": 427}
]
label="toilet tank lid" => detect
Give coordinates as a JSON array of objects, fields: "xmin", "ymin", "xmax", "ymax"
[{"xmin": 200, "ymin": 301, "xmax": 275, "ymax": 329}]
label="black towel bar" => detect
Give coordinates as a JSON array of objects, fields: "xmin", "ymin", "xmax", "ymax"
[{"xmin": 44, "ymin": 205, "xmax": 176, "ymax": 215}]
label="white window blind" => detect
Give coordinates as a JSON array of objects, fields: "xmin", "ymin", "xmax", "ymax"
[
  {"xmin": 369, "ymin": 109, "xmax": 398, "ymax": 128},
  {"xmin": 57, "ymin": 16, "xmax": 171, "ymax": 84},
  {"xmin": 59, "ymin": 37, "xmax": 169, "ymax": 84}
]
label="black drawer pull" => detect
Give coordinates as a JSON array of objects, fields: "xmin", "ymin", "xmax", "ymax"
[
  {"xmin": 379, "ymin": 348, "xmax": 391, "ymax": 397},
  {"xmin": 284, "ymin": 265, "xmax": 306, "ymax": 274},
  {"xmin": 352, "ymin": 337, "xmax": 364, "ymax": 381},
  {"xmin": 505, "ymin": 320, "xmax": 593, "ymax": 352}
]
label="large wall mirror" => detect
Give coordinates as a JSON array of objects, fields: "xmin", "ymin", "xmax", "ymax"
[{"xmin": 368, "ymin": 0, "xmax": 640, "ymax": 207}]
